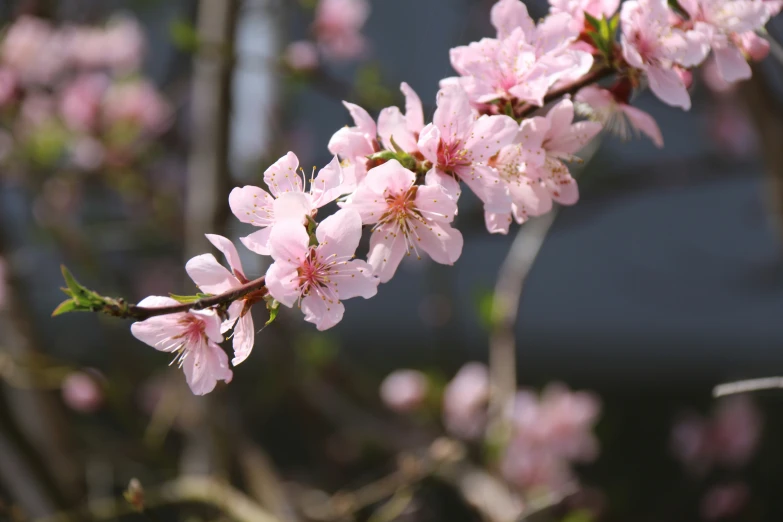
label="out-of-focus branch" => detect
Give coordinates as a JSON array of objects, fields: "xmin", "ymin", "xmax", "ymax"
[
  {"xmin": 184, "ymin": 0, "xmax": 240, "ymax": 257},
  {"xmin": 36, "ymin": 476, "xmax": 281, "ymax": 522},
  {"xmin": 713, "ymin": 377, "xmax": 783, "ymax": 397},
  {"xmin": 486, "ymin": 213, "xmax": 559, "ymax": 450}
]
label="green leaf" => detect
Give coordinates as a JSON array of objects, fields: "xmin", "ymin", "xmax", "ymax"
[
  {"xmin": 389, "ymin": 135, "xmax": 406, "ymax": 155},
  {"xmin": 265, "ymin": 301, "xmax": 280, "ymax": 327},
  {"xmin": 584, "ymin": 12, "xmax": 602, "ymax": 32},
  {"xmin": 51, "ymin": 299, "xmax": 81, "ymax": 317},
  {"xmin": 169, "ymin": 18, "xmax": 200, "ymax": 53},
  {"xmin": 368, "ymin": 150, "xmax": 399, "ymax": 162},
  {"xmin": 169, "ymin": 293, "xmax": 201, "ymax": 304}
]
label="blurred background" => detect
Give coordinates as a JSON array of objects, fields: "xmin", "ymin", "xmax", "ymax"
[{"xmin": 1, "ymin": 0, "xmax": 783, "ymax": 521}]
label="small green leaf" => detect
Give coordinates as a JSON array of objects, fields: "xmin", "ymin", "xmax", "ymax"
[
  {"xmin": 368, "ymin": 150, "xmax": 399, "ymax": 162},
  {"xmin": 169, "ymin": 293, "xmax": 201, "ymax": 304},
  {"xmin": 265, "ymin": 301, "xmax": 280, "ymax": 327},
  {"xmin": 61, "ymin": 265, "xmax": 83, "ymax": 297},
  {"xmin": 51, "ymin": 299, "xmax": 81, "ymax": 317},
  {"xmin": 584, "ymin": 12, "xmax": 602, "ymax": 32},
  {"xmin": 389, "ymin": 135, "xmax": 406, "ymax": 155}
]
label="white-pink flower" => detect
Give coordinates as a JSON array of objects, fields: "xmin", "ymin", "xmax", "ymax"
[
  {"xmin": 229, "ymin": 152, "xmax": 347, "ymax": 255},
  {"xmin": 380, "ymin": 369, "xmax": 430, "ymax": 413},
  {"xmin": 313, "ymin": 0, "xmax": 369, "ymax": 60},
  {"xmin": 265, "ymin": 208, "xmax": 378, "ymax": 331},
  {"xmin": 549, "ymin": 0, "xmax": 621, "ymax": 31},
  {"xmin": 130, "ymin": 296, "xmax": 232, "ymax": 396},
  {"xmin": 621, "ymin": 0, "xmax": 706, "ymax": 109},
  {"xmin": 342, "ymin": 159, "xmax": 463, "ymax": 282},
  {"xmin": 103, "ymin": 79, "xmax": 171, "ymax": 134},
  {"xmin": 328, "ymin": 102, "xmax": 378, "ymax": 187},
  {"xmin": 575, "ymin": 85, "xmax": 663, "ymax": 147},
  {"xmin": 0, "ymin": 16, "xmax": 65, "ymax": 85},
  {"xmin": 186, "ymin": 234, "xmax": 261, "ymax": 366},
  {"xmin": 418, "ymin": 86, "xmax": 518, "ymax": 219},
  {"xmin": 377, "ymin": 82, "xmax": 425, "ymax": 154},
  {"xmin": 679, "ymin": 0, "xmax": 770, "ymax": 83},
  {"xmin": 488, "ymin": 98, "xmax": 601, "ymax": 231}
]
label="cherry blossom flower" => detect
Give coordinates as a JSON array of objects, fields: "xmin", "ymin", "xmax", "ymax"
[
  {"xmin": 61, "ymin": 371, "xmax": 104, "ymax": 413},
  {"xmin": 130, "ymin": 296, "xmax": 232, "ymax": 396},
  {"xmin": 229, "ymin": 152, "xmax": 347, "ymax": 255},
  {"xmin": 488, "ymin": 98, "xmax": 601, "ymax": 230},
  {"xmin": 679, "ymin": 0, "xmax": 770, "ymax": 82},
  {"xmin": 443, "ymin": 362, "xmax": 490, "ymax": 439},
  {"xmin": 59, "ymin": 73, "xmax": 109, "ymax": 132},
  {"xmin": 417, "ymin": 86, "xmax": 518, "ymax": 219},
  {"xmin": 621, "ymin": 0, "xmax": 707, "ymax": 109},
  {"xmin": 380, "ymin": 369, "xmax": 430, "ymax": 413},
  {"xmin": 328, "ymin": 102, "xmax": 379, "ymax": 187},
  {"xmin": 342, "ymin": 159, "xmax": 463, "ymax": 282},
  {"xmin": 549, "ymin": 0, "xmax": 621, "ymax": 31},
  {"xmin": 186, "ymin": 234, "xmax": 261, "ymax": 366},
  {"xmin": 265, "ymin": 208, "xmax": 378, "ymax": 330},
  {"xmin": 377, "ymin": 82, "xmax": 425, "ymax": 154},
  {"xmin": 575, "ymin": 85, "xmax": 663, "ymax": 147},
  {"xmin": 312, "ymin": 0, "xmax": 370, "ymax": 61},
  {"xmin": 285, "ymin": 40, "xmax": 320, "ymax": 71},
  {"xmin": 0, "ymin": 16, "xmax": 66, "ymax": 85}
]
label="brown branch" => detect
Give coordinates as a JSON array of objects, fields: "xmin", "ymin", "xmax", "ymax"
[
  {"xmin": 517, "ymin": 67, "xmax": 614, "ymax": 118},
  {"xmin": 101, "ymin": 276, "xmax": 266, "ymax": 321}
]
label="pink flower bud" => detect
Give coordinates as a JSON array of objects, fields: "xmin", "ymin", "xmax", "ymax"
[
  {"xmin": 61, "ymin": 371, "xmax": 104, "ymax": 413},
  {"xmin": 443, "ymin": 363, "xmax": 489, "ymax": 439},
  {"xmin": 737, "ymin": 32, "xmax": 770, "ymax": 62},
  {"xmin": 675, "ymin": 67, "xmax": 693, "ymax": 90},
  {"xmin": 285, "ymin": 41, "xmax": 319, "ymax": 71},
  {"xmin": 380, "ymin": 369, "xmax": 429, "ymax": 413}
]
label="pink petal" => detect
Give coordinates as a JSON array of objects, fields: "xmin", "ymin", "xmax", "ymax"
[
  {"xmin": 185, "ymin": 254, "xmax": 239, "ymax": 295},
  {"xmin": 367, "ymin": 226, "xmax": 408, "ymax": 283},
  {"xmin": 268, "ymin": 220, "xmax": 309, "ymax": 265},
  {"xmin": 378, "ymin": 106, "xmax": 417, "ymax": 152},
  {"xmin": 517, "ymin": 117, "xmax": 548, "ymax": 168},
  {"xmin": 182, "ymin": 340, "xmax": 232, "ymax": 395},
  {"xmin": 191, "ymin": 309, "xmax": 224, "ymax": 343},
  {"xmin": 231, "ymin": 312, "xmax": 254, "ymax": 366},
  {"xmin": 417, "ymin": 123, "xmax": 441, "ymax": 164},
  {"xmin": 536, "ymin": 12, "xmax": 579, "ymax": 55},
  {"xmin": 546, "ymin": 121, "xmax": 602, "ymax": 156},
  {"xmin": 545, "ymin": 99, "xmax": 576, "ymax": 140},
  {"xmin": 425, "ymin": 168, "xmax": 462, "ymax": 201},
  {"xmin": 465, "ymin": 114, "xmax": 519, "ymax": 163},
  {"xmin": 341, "ymin": 183, "xmax": 388, "ymax": 224},
  {"xmin": 328, "ymin": 126, "xmax": 374, "ymax": 159},
  {"xmin": 332, "ymin": 259, "xmax": 378, "ymax": 299},
  {"xmin": 311, "ymin": 155, "xmax": 348, "ymax": 207},
  {"xmin": 222, "ymin": 301, "xmax": 243, "ymax": 334},
  {"xmin": 265, "ymin": 262, "xmax": 301, "ymax": 307},
  {"xmin": 205, "ymin": 234, "xmax": 245, "ymax": 277},
  {"xmin": 316, "ymin": 208, "xmax": 364, "ymax": 259},
  {"xmin": 137, "ymin": 295, "xmax": 181, "ymax": 308},
  {"xmin": 485, "ymin": 211, "xmax": 512, "ymax": 234},
  {"xmin": 415, "ymin": 185, "xmax": 458, "ymax": 223},
  {"xmin": 456, "ymin": 164, "xmax": 512, "ymax": 214},
  {"xmin": 647, "ymin": 65, "xmax": 691, "ymax": 110},
  {"xmin": 228, "ymin": 186, "xmax": 275, "ymax": 226},
  {"xmin": 623, "ymin": 105, "xmax": 664, "ymax": 148},
  {"xmin": 240, "ymin": 228, "xmax": 272, "ymax": 256},
  {"xmin": 433, "ymin": 85, "xmax": 475, "ymax": 144},
  {"xmin": 130, "ymin": 313, "xmax": 186, "ymax": 352},
  {"xmin": 400, "ymin": 82, "xmax": 424, "ymax": 133},
  {"xmin": 263, "ymin": 151, "xmax": 303, "ymax": 198},
  {"xmin": 714, "ymin": 44, "xmax": 752, "ymax": 83},
  {"xmin": 343, "ymin": 101, "xmax": 376, "ymax": 137},
  {"xmin": 365, "ymin": 159, "xmax": 416, "ymax": 196},
  {"xmin": 273, "ymin": 191, "xmax": 313, "ymax": 224},
  {"xmin": 508, "ymin": 175, "xmax": 552, "ymax": 218},
  {"xmin": 491, "ymin": 0, "xmax": 535, "ymax": 39},
  {"xmin": 413, "ymin": 221, "xmax": 464, "ymax": 264},
  {"xmin": 543, "ymin": 160, "xmax": 580, "ymax": 205},
  {"xmin": 301, "ymin": 293, "xmax": 345, "ymax": 331}
]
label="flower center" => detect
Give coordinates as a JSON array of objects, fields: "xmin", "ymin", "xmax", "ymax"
[{"xmin": 437, "ymin": 140, "xmax": 471, "ymax": 170}]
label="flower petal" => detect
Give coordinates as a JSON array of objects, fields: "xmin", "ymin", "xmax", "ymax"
[
  {"xmin": 265, "ymin": 262, "xmax": 301, "ymax": 307},
  {"xmin": 316, "ymin": 208, "xmax": 364, "ymax": 259},
  {"xmin": 183, "ymin": 340, "xmax": 233, "ymax": 395},
  {"xmin": 185, "ymin": 253, "xmax": 239, "ymax": 295},
  {"xmin": 231, "ymin": 311, "xmax": 255, "ymax": 366},
  {"xmin": 401, "ymin": 82, "xmax": 424, "ymax": 133},
  {"xmin": 264, "ymin": 151, "xmax": 303, "ymax": 197},
  {"xmin": 268, "ymin": 220, "xmax": 309, "ymax": 265},
  {"xmin": 205, "ymin": 234, "xmax": 245, "ymax": 278},
  {"xmin": 367, "ymin": 225, "xmax": 407, "ymax": 283},
  {"xmin": 332, "ymin": 259, "xmax": 378, "ymax": 299},
  {"xmin": 301, "ymin": 293, "xmax": 345, "ymax": 331},
  {"xmin": 228, "ymin": 186, "xmax": 275, "ymax": 226},
  {"xmin": 240, "ymin": 228, "xmax": 272, "ymax": 256},
  {"xmin": 311, "ymin": 155, "xmax": 348, "ymax": 207}
]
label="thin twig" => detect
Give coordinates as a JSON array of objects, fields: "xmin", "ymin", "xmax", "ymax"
[
  {"xmin": 100, "ymin": 276, "xmax": 266, "ymax": 321},
  {"xmin": 713, "ymin": 377, "xmax": 783, "ymax": 397}
]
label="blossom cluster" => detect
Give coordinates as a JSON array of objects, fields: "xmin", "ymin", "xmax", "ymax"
[
  {"xmin": 381, "ymin": 364, "xmax": 601, "ymax": 496},
  {"xmin": 0, "ymin": 16, "xmax": 170, "ymax": 171},
  {"xmin": 122, "ymin": 0, "xmax": 780, "ymax": 395}
]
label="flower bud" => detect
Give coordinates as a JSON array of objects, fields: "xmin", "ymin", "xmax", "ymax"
[
  {"xmin": 61, "ymin": 370, "xmax": 104, "ymax": 413},
  {"xmin": 380, "ymin": 369, "xmax": 429, "ymax": 413}
]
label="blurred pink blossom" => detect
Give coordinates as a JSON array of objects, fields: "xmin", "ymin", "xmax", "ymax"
[
  {"xmin": 0, "ymin": 68, "xmax": 17, "ymax": 107},
  {"xmin": 18, "ymin": 93, "xmax": 56, "ymax": 132},
  {"xmin": 285, "ymin": 40, "xmax": 320, "ymax": 71},
  {"xmin": 380, "ymin": 369, "xmax": 429, "ymax": 413},
  {"xmin": 61, "ymin": 371, "xmax": 104, "ymax": 413},
  {"xmin": 59, "ymin": 73, "xmax": 109, "ymax": 132},
  {"xmin": 0, "ymin": 16, "xmax": 66, "ymax": 85},
  {"xmin": 576, "ymin": 85, "xmax": 663, "ymax": 147},
  {"xmin": 103, "ymin": 80, "xmax": 171, "ymax": 134},
  {"xmin": 709, "ymin": 102, "xmax": 757, "ymax": 157},
  {"xmin": 700, "ymin": 482, "xmax": 750, "ymax": 520},
  {"xmin": 69, "ymin": 137, "xmax": 106, "ymax": 170},
  {"xmin": 65, "ymin": 16, "xmax": 144, "ymax": 72},
  {"xmin": 442, "ymin": 362, "xmax": 490, "ymax": 439},
  {"xmin": 312, "ymin": 0, "xmax": 370, "ymax": 60},
  {"xmin": 671, "ymin": 395, "xmax": 762, "ymax": 474},
  {"xmin": 701, "ymin": 56, "xmax": 735, "ymax": 93}
]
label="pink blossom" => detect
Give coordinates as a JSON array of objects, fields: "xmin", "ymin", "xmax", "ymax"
[
  {"xmin": 342, "ymin": 160, "xmax": 463, "ymax": 282},
  {"xmin": 762, "ymin": 0, "xmax": 783, "ymax": 16},
  {"xmin": 380, "ymin": 369, "xmax": 429, "ymax": 413},
  {"xmin": 488, "ymin": 98, "xmax": 601, "ymax": 230},
  {"xmin": 61, "ymin": 371, "xmax": 103, "ymax": 413},
  {"xmin": 0, "ymin": 68, "xmax": 17, "ymax": 107},
  {"xmin": 549, "ymin": 0, "xmax": 621, "ymax": 30},
  {"xmin": 229, "ymin": 152, "xmax": 347, "ymax": 255},
  {"xmin": 575, "ymin": 85, "xmax": 663, "ymax": 147},
  {"xmin": 417, "ymin": 86, "xmax": 518, "ymax": 220},
  {"xmin": 621, "ymin": 0, "xmax": 706, "ymax": 109},
  {"xmin": 679, "ymin": 0, "xmax": 770, "ymax": 82},
  {"xmin": 102, "ymin": 16, "xmax": 145, "ymax": 72},
  {"xmin": 265, "ymin": 209, "xmax": 379, "ymax": 330},
  {"xmin": 735, "ymin": 31, "xmax": 770, "ymax": 61},
  {"xmin": 103, "ymin": 79, "xmax": 171, "ymax": 134},
  {"xmin": 285, "ymin": 40, "xmax": 320, "ymax": 71},
  {"xmin": 442, "ymin": 362, "xmax": 490, "ymax": 439},
  {"xmin": 313, "ymin": 0, "xmax": 369, "ymax": 60},
  {"xmin": 328, "ymin": 102, "xmax": 378, "ymax": 186},
  {"xmin": 186, "ymin": 234, "xmax": 259, "ymax": 366},
  {"xmin": 59, "ymin": 73, "xmax": 109, "ymax": 132},
  {"xmin": 130, "ymin": 296, "xmax": 232, "ymax": 395},
  {"xmin": 0, "ymin": 16, "xmax": 65, "ymax": 85},
  {"xmin": 377, "ymin": 82, "xmax": 425, "ymax": 154}
]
